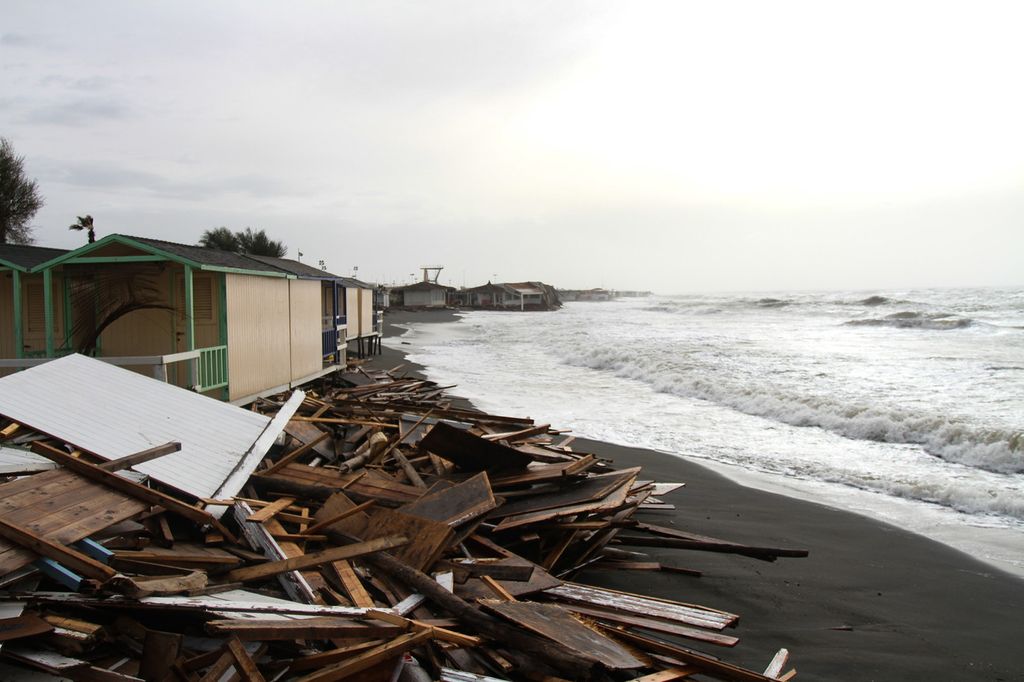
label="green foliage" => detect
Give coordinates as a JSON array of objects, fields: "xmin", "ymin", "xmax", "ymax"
[
  {"xmin": 0, "ymin": 137, "xmax": 44, "ymax": 244},
  {"xmin": 237, "ymin": 227, "xmax": 287, "ymax": 257},
  {"xmin": 68, "ymin": 214, "xmax": 96, "ymax": 243},
  {"xmin": 198, "ymin": 226, "xmax": 241, "ymax": 252},
  {"xmin": 198, "ymin": 226, "xmax": 286, "ymax": 257}
]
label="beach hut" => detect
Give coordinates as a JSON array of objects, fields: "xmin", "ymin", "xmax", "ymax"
[
  {"xmin": 455, "ymin": 281, "xmax": 517, "ymax": 308},
  {"xmin": 502, "ymin": 282, "xmax": 561, "ymax": 310},
  {"xmin": 392, "ymin": 280, "xmax": 453, "ymax": 307},
  {"xmin": 0, "ymin": 234, "xmax": 340, "ymax": 403},
  {"xmin": 0, "ymin": 244, "xmax": 70, "ymax": 376},
  {"xmin": 338, "ymin": 276, "xmax": 382, "ymax": 358}
]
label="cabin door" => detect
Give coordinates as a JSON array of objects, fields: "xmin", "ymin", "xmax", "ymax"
[{"xmin": 20, "ymin": 281, "xmax": 48, "ymax": 356}]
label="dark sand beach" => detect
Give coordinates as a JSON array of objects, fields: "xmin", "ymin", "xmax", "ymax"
[{"xmin": 366, "ymin": 309, "xmax": 1024, "ymax": 681}]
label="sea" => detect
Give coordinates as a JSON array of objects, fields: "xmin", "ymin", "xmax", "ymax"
[{"xmin": 384, "ymin": 287, "xmax": 1024, "ymax": 577}]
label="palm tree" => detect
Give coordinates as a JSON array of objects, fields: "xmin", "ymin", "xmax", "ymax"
[
  {"xmin": 68, "ymin": 215, "xmax": 95, "ymax": 243},
  {"xmin": 236, "ymin": 227, "xmax": 286, "ymax": 257},
  {"xmin": 198, "ymin": 226, "xmax": 240, "ymax": 252}
]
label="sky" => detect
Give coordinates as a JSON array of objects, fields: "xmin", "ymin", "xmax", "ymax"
[{"xmin": 2, "ymin": 1, "xmax": 1022, "ymax": 294}]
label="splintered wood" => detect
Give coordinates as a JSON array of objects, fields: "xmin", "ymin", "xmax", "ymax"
[{"xmin": 0, "ymin": 367, "xmax": 807, "ymax": 680}]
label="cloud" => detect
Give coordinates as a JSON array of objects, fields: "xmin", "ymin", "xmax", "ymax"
[
  {"xmin": 1, "ymin": 32, "xmax": 39, "ymax": 47},
  {"xmin": 39, "ymin": 74, "xmax": 116, "ymax": 91},
  {"xmin": 39, "ymin": 159, "xmax": 305, "ymax": 203},
  {"xmin": 26, "ymin": 99, "xmax": 128, "ymax": 126}
]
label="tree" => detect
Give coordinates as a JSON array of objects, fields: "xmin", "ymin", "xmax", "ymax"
[
  {"xmin": 197, "ymin": 226, "xmax": 286, "ymax": 257},
  {"xmin": 68, "ymin": 214, "xmax": 96, "ymax": 243},
  {"xmin": 236, "ymin": 227, "xmax": 286, "ymax": 257},
  {"xmin": 0, "ymin": 137, "xmax": 44, "ymax": 244},
  {"xmin": 198, "ymin": 226, "xmax": 240, "ymax": 252}
]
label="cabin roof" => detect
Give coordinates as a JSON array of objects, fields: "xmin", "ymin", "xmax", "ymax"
[
  {"xmin": 29, "ymin": 234, "xmax": 292, "ymax": 277},
  {"xmin": 248, "ymin": 254, "xmax": 342, "ymax": 279},
  {"xmin": 393, "ymin": 280, "xmax": 454, "ymax": 292},
  {"xmin": 0, "ymin": 244, "xmax": 69, "ymax": 271}
]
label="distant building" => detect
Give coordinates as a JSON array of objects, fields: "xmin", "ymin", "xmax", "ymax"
[
  {"xmin": 454, "ymin": 281, "xmax": 561, "ymax": 310},
  {"xmin": 557, "ymin": 288, "xmax": 652, "ymax": 301},
  {"xmin": 453, "ymin": 281, "xmax": 517, "ymax": 308},
  {"xmin": 391, "ymin": 280, "xmax": 454, "ymax": 308}
]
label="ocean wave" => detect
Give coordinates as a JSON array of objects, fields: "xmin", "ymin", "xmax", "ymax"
[
  {"xmin": 858, "ymin": 295, "xmax": 890, "ymax": 306},
  {"xmin": 756, "ymin": 297, "xmax": 790, "ymax": 308},
  {"xmin": 557, "ymin": 347, "xmax": 1023, "ymax": 474},
  {"xmin": 844, "ymin": 311, "xmax": 974, "ymax": 330}
]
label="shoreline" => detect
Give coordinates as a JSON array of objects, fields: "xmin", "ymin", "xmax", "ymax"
[{"xmin": 364, "ymin": 308, "xmax": 1024, "ymax": 681}]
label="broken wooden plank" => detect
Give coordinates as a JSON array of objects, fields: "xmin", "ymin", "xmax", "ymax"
[
  {"xmin": 612, "ymin": 629, "xmax": 780, "ymax": 682},
  {"xmin": 362, "ymin": 509, "xmax": 454, "ymax": 572},
  {"xmin": 559, "ymin": 602, "xmax": 739, "ymax": 647},
  {"xmin": 420, "ymin": 422, "xmax": 533, "ymax": 472},
  {"xmin": 224, "ymin": 536, "xmax": 408, "ymax": 583},
  {"xmin": 207, "ymin": 617, "xmax": 405, "ymax": 640},
  {"xmin": 98, "ymin": 442, "xmax": 182, "ymax": 472},
  {"xmin": 292, "ymin": 628, "xmax": 432, "ymax": 681},
  {"xmin": 544, "ymin": 583, "xmax": 738, "ymax": 631},
  {"xmin": 245, "ymin": 496, "xmax": 297, "ymax": 524},
  {"xmin": 0, "ymin": 517, "xmax": 118, "ymax": 583},
  {"xmin": 480, "ymin": 599, "xmax": 645, "ymax": 670},
  {"xmin": 29, "ymin": 441, "xmax": 236, "ymax": 543},
  {"xmin": 401, "ymin": 471, "xmax": 497, "ymax": 527}
]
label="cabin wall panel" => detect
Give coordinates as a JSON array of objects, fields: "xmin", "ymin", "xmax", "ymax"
[
  {"xmin": 289, "ymin": 279, "xmax": 322, "ymax": 381},
  {"xmin": 226, "ymin": 274, "xmax": 291, "ymax": 401}
]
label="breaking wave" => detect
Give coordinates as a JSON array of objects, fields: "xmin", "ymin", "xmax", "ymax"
[
  {"xmin": 756, "ymin": 297, "xmax": 790, "ymax": 307},
  {"xmin": 556, "ymin": 346, "xmax": 1023, "ymax": 475},
  {"xmin": 845, "ymin": 311, "xmax": 975, "ymax": 330}
]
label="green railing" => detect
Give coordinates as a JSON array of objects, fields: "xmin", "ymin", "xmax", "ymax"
[
  {"xmin": 195, "ymin": 345, "xmax": 228, "ymax": 392},
  {"xmin": 1, "ymin": 345, "xmax": 230, "ymax": 396}
]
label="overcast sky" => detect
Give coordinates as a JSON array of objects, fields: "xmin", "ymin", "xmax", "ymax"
[{"xmin": 3, "ymin": 1, "xmax": 1022, "ymax": 293}]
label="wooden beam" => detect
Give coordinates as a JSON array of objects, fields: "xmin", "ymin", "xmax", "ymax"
[
  {"xmin": 99, "ymin": 442, "xmax": 182, "ymax": 472},
  {"xmin": 480, "ymin": 575, "xmax": 516, "ymax": 602},
  {"xmin": 293, "ymin": 629, "xmax": 432, "ymax": 682},
  {"xmin": 302, "ymin": 500, "xmax": 376, "ymax": 536},
  {"xmin": 612, "ymin": 630, "xmax": 778, "ymax": 682},
  {"xmin": 245, "ymin": 496, "xmax": 297, "ymax": 524},
  {"xmin": 207, "ymin": 618, "xmax": 404, "ymax": 641},
  {"xmin": 288, "ymin": 641, "xmax": 382, "ymax": 672},
  {"xmin": 30, "ymin": 441, "xmax": 238, "ymax": 544},
  {"xmin": 224, "ymin": 535, "xmax": 408, "ymax": 583},
  {"xmin": 330, "ymin": 559, "xmax": 375, "ymax": 607},
  {"xmin": 262, "ymin": 432, "xmax": 330, "ymax": 476},
  {"xmin": 226, "ymin": 636, "xmax": 266, "ymax": 682},
  {"xmin": 0, "ymin": 517, "xmax": 117, "ymax": 582}
]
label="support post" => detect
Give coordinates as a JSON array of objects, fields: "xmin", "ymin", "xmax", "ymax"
[
  {"xmin": 218, "ymin": 272, "xmax": 229, "ymax": 400},
  {"xmin": 183, "ymin": 265, "xmax": 195, "ymax": 387},
  {"xmin": 43, "ymin": 268, "xmax": 54, "ymax": 357},
  {"xmin": 12, "ymin": 270, "xmax": 23, "ymax": 359},
  {"xmin": 63, "ymin": 273, "xmax": 72, "ymax": 351}
]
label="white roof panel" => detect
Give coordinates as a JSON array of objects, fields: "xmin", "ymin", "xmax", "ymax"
[
  {"xmin": 0, "ymin": 446, "xmax": 57, "ymax": 474},
  {"xmin": 0, "ymin": 354, "xmax": 274, "ymax": 499}
]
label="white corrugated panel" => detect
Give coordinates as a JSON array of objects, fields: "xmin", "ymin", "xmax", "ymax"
[
  {"xmin": 0, "ymin": 354, "xmax": 273, "ymax": 499},
  {"xmin": 0, "ymin": 446, "xmax": 57, "ymax": 474}
]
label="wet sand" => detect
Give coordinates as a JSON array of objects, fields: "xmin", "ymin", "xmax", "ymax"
[{"xmin": 362, "ymin": 309, "xmax": 1024, "ymax": 681}]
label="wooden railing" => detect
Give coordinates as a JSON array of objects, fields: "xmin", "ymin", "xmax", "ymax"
[
  {"xmin": 322, "ymin": 327, "xmax": 338, "ymax": 358},
  {"xmin": 195, "ymin": 345, "xmax": 228, "ymax": 392},
  {"xmin": 0, "ymin": 345, "xmax": 229, "ymax": 393}
]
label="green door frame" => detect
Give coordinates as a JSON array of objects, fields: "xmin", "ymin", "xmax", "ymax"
[{"xmin": 11, "ymin": 270, "xmax": 23, "ymax": 359}]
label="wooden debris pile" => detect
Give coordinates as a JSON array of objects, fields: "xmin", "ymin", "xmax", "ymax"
[{"xmin": 0, "ymin": 366, "xmax": 807, "ymax": 681}]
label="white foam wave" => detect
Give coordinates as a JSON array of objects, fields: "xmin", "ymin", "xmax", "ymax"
[
  {"xmin": 844, "ymin": 311, "xmax": 975, "ymax": 330},
  {"xmin": 557, "ymin": 346, "xmax": 1024, "ymax": 475}
]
